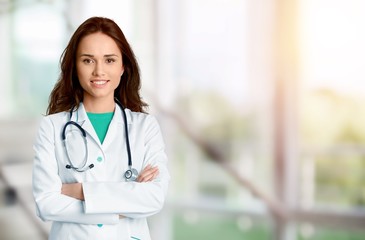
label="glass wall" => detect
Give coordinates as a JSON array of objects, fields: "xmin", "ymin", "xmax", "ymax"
[
  {"xmin": 10, "ymin": 1, "xmax": 67, "ymax": 116},
  {"xmin": 0, "ymin": 0, "xmax": 364, "ymax": 239},
  {"xmin": 295, "ymin": 0, "xmax": 365, "ymax": 238},
  {"xmin": 156, "ymin": 1, "xmax": 276, "ymax": 239},
  {"xmin": 299, "ymin": 0, "xmax": 365, "ymax": 209}
]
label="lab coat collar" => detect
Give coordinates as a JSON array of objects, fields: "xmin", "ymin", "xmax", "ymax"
[
  {"xmin": 70, "ymin": 102, "xmax": 133, "ymax": 146},
  {"xmin": 70, "ymin": 102, "xmax": 133, "ymax": 125}
]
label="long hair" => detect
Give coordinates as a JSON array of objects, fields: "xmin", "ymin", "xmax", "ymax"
[{"xmin": 47, "ymin": 17, "xmax": 148, "ymax": 114}]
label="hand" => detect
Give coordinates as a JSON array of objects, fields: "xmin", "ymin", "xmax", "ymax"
[
  {"xmin": 61, "ymin": 183, "xmax": 84, "ymax": 201},
  {"xmin": 137, "ymin": 164, "xmax": 159, "ymax": 182}
]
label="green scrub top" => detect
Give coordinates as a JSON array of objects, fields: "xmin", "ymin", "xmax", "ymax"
[{"xmin": 87, "ymin": 112, "xmax": 114, "ymax": 144}]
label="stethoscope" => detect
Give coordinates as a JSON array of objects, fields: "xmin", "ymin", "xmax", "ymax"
[{"xmin": 61, "ymin": 99, "xmax": 139, "ymax": 181}]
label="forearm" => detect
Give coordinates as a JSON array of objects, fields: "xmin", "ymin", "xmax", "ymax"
[
  {"xmin": 62, "ymin": 183, "xmax": 84, "ymax": 200},
  {"xmin": 61, "ymin": 165, "xmax": 159, "ymax": 200},
  {"xmin": 61, "ymin": 165, "xmax": 159, "ymax": 219},
  {"xmin": 83, "ymin": 181, "xmax": 167, "ymax": 218},
  {"xmin": 82, "ymin": 162, "xmax": 169, "ymax": 218},
  {"xmin": 35, "ymin": 196, "xmax": 119, "ymax": 224}
]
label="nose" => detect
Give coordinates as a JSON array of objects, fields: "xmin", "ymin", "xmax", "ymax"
[{"xmin": 92, "ymin": 62, "xmax": 105, "ymax": 76}]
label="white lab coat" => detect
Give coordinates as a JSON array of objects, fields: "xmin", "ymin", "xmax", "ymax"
[{"xmin": 32, "ymin": 103, "xmax": 170, "ymax": 240}]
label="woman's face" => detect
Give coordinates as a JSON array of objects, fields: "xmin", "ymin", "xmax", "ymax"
[{"xmin": 76, "ymin": 32, "xmax": 124, "ymax": 104}]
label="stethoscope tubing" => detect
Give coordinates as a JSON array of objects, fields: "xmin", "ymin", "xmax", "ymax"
[
  {"xmin": 62, "ymin": 100, "xmax": 136, "ymax": 180},
  {"xmin": 115, "ymin": 99, "xmax": 133, "ymax": 168}
]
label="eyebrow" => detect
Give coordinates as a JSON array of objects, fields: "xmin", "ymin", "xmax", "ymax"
[{"xmin": 79, "ymin": 54, "xmax": 120, "ymax": 58}]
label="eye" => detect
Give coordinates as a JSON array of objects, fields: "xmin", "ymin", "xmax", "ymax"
[
  {"xmin": 82, "ymin": 58, "xmax": 94, "ymax": 64},
  {"xmin": 106, "ymin": 58, "xmax": 116, "ymax": 64}
]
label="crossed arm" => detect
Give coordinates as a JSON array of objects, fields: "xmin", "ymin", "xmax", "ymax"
[{"xmin": 61, "ymin": 164, "xmax": 159, "ymax": 201}]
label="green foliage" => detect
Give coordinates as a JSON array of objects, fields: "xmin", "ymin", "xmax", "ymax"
[
  {"xmin": 298, "ymin": 226, "xmax": 365, "ymax": 240},
  {"xmin": 174, "ymin": 214, "xmax": 365, "ymax": 240},
  {"xmin": 173, "ymin": 214, "xmax": 271, "ymax": 240},
  {"xmin": 301, "ymin": 88, "xmax": 365, "ymax": 207},
  {"xmin": 300, "ymin": 88, "xmax": 365, "ymax": 146},
  {"xmin": 315, "ymin": 155, "xmax": 365, "ymax": 206}
]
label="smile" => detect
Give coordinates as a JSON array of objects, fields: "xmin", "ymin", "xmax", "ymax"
[{"xmin": 91, "ymin": 80, "xmax": 109, "ymax": 85}]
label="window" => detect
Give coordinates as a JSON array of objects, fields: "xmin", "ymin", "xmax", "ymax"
[
  {"xmin": 299, "ymin": 0, "xmax": 365, "ymax": 210},
  {"xmin": 2, "ymin": 1, "xmax": 365, "ymax": 239},
  {"xmin": 10, "ymin": 1, "xmax": 67, "ymax": 116}
]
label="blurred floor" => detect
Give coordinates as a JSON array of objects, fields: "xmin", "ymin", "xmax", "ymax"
[
  {"xmin": 0, "ymin": 162, "xmax": 50, "ymax": 240},
  {"xmin": 0, "ymin": 118, "xmax": 50, "ymax": 240},
  {"xmin": 0, "ymin": 181, "xmax": 45, "ymax": 240},
  {"xmin": 0, "ymin": 205, "xmax": 44, "ymax": 240}
]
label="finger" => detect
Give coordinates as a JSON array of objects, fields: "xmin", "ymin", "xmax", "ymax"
[
  {"xmin": 139, "ymin": 165, "xmax": 157, "ymax": 177},
  {"xmin": 138, "ymin": 168, "xmax": 159, "ymax": 182},
  {"xmin": 139, "ymin": 171, "xmax": 158, "ymax": 182},
  {"xmin": 138, "ymin": 169, "xmax": 157, "ymax": 182},
  {"xmin": 137, "ymin": 165, "xmax": 158, "ymax": 181},
  {"xmin": 143, "ymin": 164, "xmax": 152, "ymax": 171}
]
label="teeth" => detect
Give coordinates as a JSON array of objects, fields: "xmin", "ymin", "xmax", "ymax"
[{"xmin": 93, "ymin": 81, "xmax": 107, "ymax": 85}]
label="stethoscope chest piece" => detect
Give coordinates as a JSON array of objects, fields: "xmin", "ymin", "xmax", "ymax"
[{"xmin": 124, "ymin": 168, "xmax": 139, "ymax": 181}]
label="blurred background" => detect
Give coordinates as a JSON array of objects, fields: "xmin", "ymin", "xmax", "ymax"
[{"xmin": 0, "ymin": 0, "xmax": 365, "ymax": 239}]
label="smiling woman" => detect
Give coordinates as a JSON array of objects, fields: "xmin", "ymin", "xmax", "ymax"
[
  {"xmin": 32, "ymin": 16, "xmax": 170, "ymax": 240},
  {"xmin": 47, "ymin": 17, "xmax": 147, "ymax": 115}
]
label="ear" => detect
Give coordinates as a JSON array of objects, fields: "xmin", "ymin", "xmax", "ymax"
[{"xmin": 120, "ymin": 65, "xmax": 125, "ymax": 76}]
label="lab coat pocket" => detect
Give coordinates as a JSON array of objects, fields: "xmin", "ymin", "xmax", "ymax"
[
  {"xmin": 128, "ymin": 218, "xmax": 151, "ymax": 240},
  {"xmin": 50, "ymin": 222, "xmax": 90, "ymax": 240}
]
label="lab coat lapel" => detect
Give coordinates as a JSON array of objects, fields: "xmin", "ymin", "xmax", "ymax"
[
  {"xmin": 72, "ymin": 103, "xmax": 101, "ymax": 146},
  {"xmin": 102, "ymin": 103, "xmax": 132, "ymax": 149}
]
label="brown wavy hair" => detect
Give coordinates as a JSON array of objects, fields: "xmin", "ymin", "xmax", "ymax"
[{"xmin": 47, "ymin": 16, "xmax": 148, "ymax": 114}]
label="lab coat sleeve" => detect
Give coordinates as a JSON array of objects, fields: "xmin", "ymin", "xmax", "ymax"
[
  {"xmin": 82, "ymin": 115, "xmax": 170, "ymax": 218},
  {"xmin": 32, "ymin": 117, "xmax": 119, "ymax": 225}
]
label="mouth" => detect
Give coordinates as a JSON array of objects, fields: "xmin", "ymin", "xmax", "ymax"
[{"xmin": 91, "ymin": 80, "xmax": 109, "ymax": 86}]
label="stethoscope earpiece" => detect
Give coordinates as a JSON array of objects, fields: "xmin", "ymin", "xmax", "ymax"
[{"xmin": 65, "ymin": 164, "xmax": 94, "ymax": 171}]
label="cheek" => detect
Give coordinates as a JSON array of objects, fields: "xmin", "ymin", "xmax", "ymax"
[
  {"xmin": 76, "ymin": 66, "xmax": 90, "ymax": 83},
  {"xmin": 112, "ymin": 68, "xmax": 123, "ymax": 82}
]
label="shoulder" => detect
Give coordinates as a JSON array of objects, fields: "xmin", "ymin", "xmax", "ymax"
[
  {"xmin": 34, "ymin": 112, "xmax": 67, "ymax": 143},
  {"xmin": 38, "ymin": 111, "xmax": 69, "ymax": 130},
  {"xmin": 45, "ymin": 111, "xmax": 68, "ymax": 122},
  {"xmin": 125, "ymin": 109, "xmax": 152, "ymax": 121},
  {"xmin": 125, "ymin": 109, "xmax": 160, "ymax": 129}
]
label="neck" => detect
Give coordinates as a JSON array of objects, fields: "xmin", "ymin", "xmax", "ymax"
[{"xmin": 83, "ymin": 97, "xmax": 115, "ymax": 113}]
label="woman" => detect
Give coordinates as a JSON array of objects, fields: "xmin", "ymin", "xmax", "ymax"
[{"xmin": 32, "ymin": 17, "xmax": 169, "ymax": 240}]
